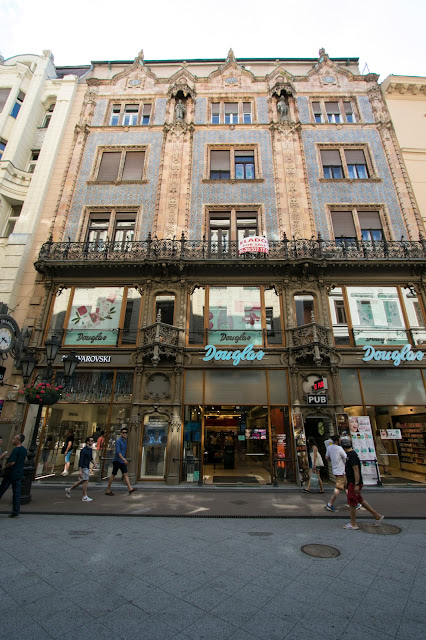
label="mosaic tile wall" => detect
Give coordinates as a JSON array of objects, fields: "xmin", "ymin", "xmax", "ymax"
[
  {"xmin": 189, "ymin": 129, "xmax": 278, "ymax": 240},
  {"xmin": 297, "ymin": 97, "xmax": 310, "ymax": 124},
  {"xmin": 195, "ymin": 98, "xmax": 207, "ymax": 125},
  {"xmin": 358, "ymin": 96, "xmax": 375, "ymax": 124},
  {"xmin": 256, "ymin": 97, "xmax": 269, "ymax": 124},
  {"xmin": 92, "ymin": 100, "xmax": 108, "ymax": 126},
  {"xmin": 301, "ymin": 128, "xmax": 406, "ymax": 239},
  {"xmin": 63, "ymin": 130, "xmax": 163, "ymax": 240},
  {"xmin": 153, "ymin": 98, "xmax": 167, "ymax": 125}
]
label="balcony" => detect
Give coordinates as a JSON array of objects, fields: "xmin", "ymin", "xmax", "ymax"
[{"xmin": 35, "ymin": 234, "xmax": 426, "ymax": 278}]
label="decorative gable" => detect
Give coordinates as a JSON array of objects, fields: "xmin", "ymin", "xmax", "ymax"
[{"xmin": 207, "ymin": 48, "xmax": 257, "ymax": 88}]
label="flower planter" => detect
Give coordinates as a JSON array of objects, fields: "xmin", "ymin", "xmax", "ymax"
[{"xmin": 20, "ymin": 383, "xmax": 64, "ymax": 406}]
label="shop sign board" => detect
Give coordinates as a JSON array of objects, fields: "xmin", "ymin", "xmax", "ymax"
[
  {"xmin": 61, "ymin": 354, "xmax": 112, "ymax": 363},
  {"xmin": 238, "ymin": 236, "xmax": 269, "ymax": 255},
  {"xmin": 203, "ymin": 343, "xmax": 265, "ymax": 366},
  {"xmin": 380, "ymin": 429, "xmax": 402, "ymax": 439},
  {"xmin": 362, "ymin": 344, "xmax": 424, "ymax": 366},
  {"xmin": 307, "ymin": 394, "xmax": 327, "ymax": 405},
  {"xmin": 348, "ymin": 416, "xmax": 379, "ymax": 485}
]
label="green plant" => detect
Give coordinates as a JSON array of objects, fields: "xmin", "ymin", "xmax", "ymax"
[{"xmin": 20, "ymin": 382, "xmax": 64, "ymax": 405}]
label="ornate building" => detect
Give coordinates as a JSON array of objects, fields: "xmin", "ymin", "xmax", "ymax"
[{"xmin": 9, "ymin": 48, "xmax": 426, "ymax": 487}]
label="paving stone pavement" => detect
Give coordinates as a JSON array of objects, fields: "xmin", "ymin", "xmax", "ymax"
[{"xmin": 0, "ymin": 514, "xmax": 424, "ymax": 640}]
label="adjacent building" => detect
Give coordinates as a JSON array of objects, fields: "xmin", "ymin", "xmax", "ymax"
[{"xmin": 8, "ymin": 48, "xmax": 426, "ymax": 487}]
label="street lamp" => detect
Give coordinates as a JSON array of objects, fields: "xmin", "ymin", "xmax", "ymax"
[{"xmin": 20, "ymin": 339, "xmax": 79, "ymax": 504}]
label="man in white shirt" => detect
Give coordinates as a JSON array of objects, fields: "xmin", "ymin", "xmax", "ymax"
[{"xmin": 325, "ymin": 435, "xmax": 347, "ymax": 512}]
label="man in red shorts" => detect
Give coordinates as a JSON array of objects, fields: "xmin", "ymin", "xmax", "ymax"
[{"xmin": 341, "ymin": 437, "xmax": 384, "ymax": 530}]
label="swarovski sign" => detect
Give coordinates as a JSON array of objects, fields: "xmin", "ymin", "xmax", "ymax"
[
  {"xmin": 362, "ymin": 344, "xmax": 424, "ymax": 367},
  {"xmin": 203, "ymin": 344, "xmax": 265, "ymax": 366}
]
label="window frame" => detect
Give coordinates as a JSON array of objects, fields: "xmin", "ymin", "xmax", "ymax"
[
  {"xmin": 210, "ymin": 100, "xmax": 255, "ymax": 125},
  {"xmin": 310, "ymin": 98, "xmax": 358, "ymax": 124},
  {"xmin": 205, "ymin": 206, "xmax": 263, "ymax": 246},
  {"xmin": 319, "ymin": 145, "xmax": 375, "ymax": 181},
  {"xmin": 10, "ymin": 90, "xmax": 25, "ymax": 119},
  {"xmin": 107, "ymin": 101, "xmax": 153, "ymax": 126},
  {"xmin": 206, "ymin": 145, "xmax": 261, "ymax": 181},
  {"xmin": 327, "ymin": 285, "xmax": 426, "ymax": 348},
  {"xmin": 0, "ymin": 138, "xmax": 6, "ymax": 160},
  {"xmin": 79, "ymin": 207, "xmax": 141, "ymax": 248},
  {"xmin": 42, "ymin": 103, "xmax": 55, "ymax": 129},
  {"xmin": 1, "ymin": 203, "xmax": 22, "ymax": 238},
  {"xmin": 186, "ymin": 285, "xmax": 284, "ymax": 347},
  {"xmin": 46, "ymin": 285, "xmax": 143, "ymax": 348},
  {"xmin": 90, "ymin": 146, "xmax": 149, "ymax": 184},
  {"xmin": 329, "ymin": 206, "xmax": 388, "ymax": 244}
]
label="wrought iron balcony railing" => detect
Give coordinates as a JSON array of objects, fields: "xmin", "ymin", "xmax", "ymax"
[{"xmin": 37, "ymin": 234, "xmax": 426, "ymax": 265}]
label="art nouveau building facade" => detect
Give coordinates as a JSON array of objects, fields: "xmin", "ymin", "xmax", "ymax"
[{"xmin": 13, "ymin": 49, "xmax": 426, "ymax": 487}]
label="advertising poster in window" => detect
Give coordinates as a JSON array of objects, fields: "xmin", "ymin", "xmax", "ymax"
[
  {"xmin": 348, "ymin": 415, "xmax": 379, "ymax": 485},
  {"xmin": 208, "ymin": 287, "xmax": 262, "ymax": 346},
  {"xmin": 64, "ymin": 287, "xmax": 123, "ymax": 346}
]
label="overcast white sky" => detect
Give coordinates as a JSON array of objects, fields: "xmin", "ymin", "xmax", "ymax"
[{"xmin": 1, "ymin": 0, "xmax": 425, "ymax": 80}]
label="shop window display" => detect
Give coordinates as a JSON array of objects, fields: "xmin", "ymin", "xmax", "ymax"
[
  {"xmin": 140, "ymin": 416, "xmax": 168, "ymax": 478},
  {"xmin": 35, "ymin": 371, "xmax": 133, "ymax": 481}
]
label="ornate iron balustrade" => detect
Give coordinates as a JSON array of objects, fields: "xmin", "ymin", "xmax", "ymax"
[{"xmin": 37, "ymin": 233, "xmax": 426, "ymax": 264}]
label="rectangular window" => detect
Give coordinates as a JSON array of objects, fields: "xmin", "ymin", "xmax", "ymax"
[
  {"xmin": 64, "ymin": 287, "xmax": 124, "ymax": 346},
  {"xmin": 243, "ymin": 102, "xmax": 252, "ymax": 124},
  {"xmin": 265, "ymin": 288, "xmax": 282, "ymax": 345},
  {"xmin": 330, "ymin": 286, "xmax": 424, "ymax": 347},
  {"xmin": 1, "ymin": 204, "xmax": 22, "ymax": 238},
  {"xmin": 312, "ymin": 99, "xmax": 357, "ymax": 124},
  {"xmin": 0, "ymin": 138, "xmax": 6, "ymax": 160},
  {"xmin": 235, "ymin": 151, "xmax": 255, "ymax": 180},
  {"xmin": 208, "ymin": 209, "xmax": 258, "ymax": 254},
  {"xmin": 209, "ymin": 216, "xmax": 231, "ymax": 254},
  {"xmin": 210, "ymin": 150, "xmax": 230, "ymax": 179},
  {"xmin": 294, "ymin": 295, "xmax": 314, "ymax": 326},
  {"xmin": 224, "ymin": 103, "xmax": 239, "ymax": 124},
  {"xmin": 320, "ymin": 149, "xmax": 343, "ymax": 179},
  {"xmin": 321, "ymin": 146, "xmax": 372, "ymax": 180},
  {"xmin": 142, "ymin": 104, "xmax": 151, "ymax": 125},
  {"xmin": 325, "ymin": 101, "xmax": 341, "ymax": 123},
  {"xmin": 345, "ymin": 149, "xmax": 368, "ymax": 179},
  {"xmin": 358, "ymin": 211, "xmax": 383, "ymax": 242},
  {"xmin": 211, "ymin": 103, "xmax": 220, "ymax": 124},
  {"xmin": 236, "ymin": 214, "xmax": 257, "ymax": 242},
  {"xmin": 0, "ymin": 88, "xmax": 11, "ymax": 113},
  {"xmin": 122, "ymin": 288, "xmax": 141, "ymax": 344},
  {"xmin": 211, "ymin": 100, "xmax": 253, "ymax": 124},
  {"xmin": 343, "ymin": 101, "xmax": 356, "ymax": 123},
  {"xmin": 209, "ymin": 286, "xmax": 262, "ymax": 346},
  {"xmin": 108, "ymin": 103, "xmax": 152, "ymax": 126},
  {"xmin": 209, "ymin": 147, "xmax": 257, "ymax": 180},
  {"xmin": 10, "ymin": 90, "xmax": 25, "ymax": 118},
  {"xmin": 96, "ymin": 149, "xmax": 145, "ymax": 182},
  {"xmin": 331, "ymin": 211, "xmax": 357, "ymax": 243},
  {"xmin": 312, "ymin": 101, "xmax": 323, "ymax": 123},
  {"xmin": 123, "ymin": 104, "xmax": 139, "ymax": 126},
  {"xmin": 85, "ymin": 211, "xmax": 137, "ymax": 252},
  {"xmin": 42, "ymin": 104, "xmax": 55, "ymax": 128},
  {"xmin": 27, "ymin": 150, "xmax": 39, "ymax": 173}
]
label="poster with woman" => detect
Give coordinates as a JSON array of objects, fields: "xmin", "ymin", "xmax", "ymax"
[{"xmin": 348, "ymin": 415, "xmax": 380, "ymax": 485}]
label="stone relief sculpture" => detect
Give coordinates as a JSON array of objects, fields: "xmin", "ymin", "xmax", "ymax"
[{"xmin": 175, "ymin": 99, "xmax": 186, "ymax": 122}]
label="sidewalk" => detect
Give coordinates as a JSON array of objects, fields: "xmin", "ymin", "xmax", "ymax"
[
  {"xmin": 1, "ymin": 483, "xmax": 425, "ymax": 518},
  {"xmin": 0, "ymin": 512, "xmax": 424, "ymax": 640}
]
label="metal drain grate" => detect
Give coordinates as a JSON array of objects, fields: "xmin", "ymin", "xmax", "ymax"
[
  {"xmin": 301, "ymin": 544, "xmax": 341, "ymax": 558},
  {"xmin": 248, "ymin": 531, "xmax": 273, "ymax": 537},
  {"xmin": 358, "ymin": 522, "xmax": 402, "ymax": 535}
]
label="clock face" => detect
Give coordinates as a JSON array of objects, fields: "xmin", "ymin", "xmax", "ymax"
[{"xmin": 0, "ymin": 326, "xmax": 14, "ymax": 352}]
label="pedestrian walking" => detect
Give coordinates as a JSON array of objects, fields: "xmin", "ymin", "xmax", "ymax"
[
  {"xmin": 105, "ymin": 427, "xmax": 137, "ymax": 496},
  {"xmin": 65, "ymin": 437, "xmax": 97, "ymax": 502},
  {"xmin": 94, "ymin": 429, "xmax": 105, "ymax": 466},
  {"xmin": 325, "ymin": 434, "xmax": 347, "ymax": 511},
  {"xmin": 303, "ymin": 437, "xmax": 324, "ymax": 493},
  {"xmin": 0, "ymin": 433, "xmax": 27, "ymax": 518},
  {"xmin": 341, "ymin": 437, "xmax": 384, "ymax": 530},
  {"xmin": 61, "ymin": 429, "xmax": 74, "ymax": 476}
]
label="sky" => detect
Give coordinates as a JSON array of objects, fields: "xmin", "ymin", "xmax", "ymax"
[{"xmin": 1, "ymin": 0, "xmax": 425, "ymax": 81}]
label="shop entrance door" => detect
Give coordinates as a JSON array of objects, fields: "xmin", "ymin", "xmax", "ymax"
[{"xmin": 203, "ymin": 405, "xmax": 271, "ymax": 484}]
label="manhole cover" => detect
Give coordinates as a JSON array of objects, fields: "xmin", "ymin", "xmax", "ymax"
[
  {"xmin": 358, "ymin": 522, "xmax": 402, "ymax": 535},
  {"xmin": 301, "ymin": 544, "xmax": 340, "ymax": 558},
  {"xmin": 231, "ymin": 500, "xmax": 248, "ymax": 505},
  {"xmin": 248, "ymin": 532, "xmax": 273, "ymax": 537},
  {"xmin": 68, "ymin": 530, "xmax": 95, "ymax": 537}
]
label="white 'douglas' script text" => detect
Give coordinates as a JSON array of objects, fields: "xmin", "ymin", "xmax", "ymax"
[{"xmin": 362, "ymin": 344, "xmax": 424, "ymax": 367}]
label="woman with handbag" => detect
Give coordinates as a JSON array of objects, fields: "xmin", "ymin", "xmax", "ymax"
[{"xmin": 303, "ymin": 437, "xmax": 324, "ymax": 493}]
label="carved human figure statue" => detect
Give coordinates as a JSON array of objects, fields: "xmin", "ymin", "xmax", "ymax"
[
  {"xmin": 175, "ymin": 99, "xmax": 186, "ymax": 122},
  {"xmin": 277, "ymin": 95, "xmax": 288, "ymax": 121}
]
